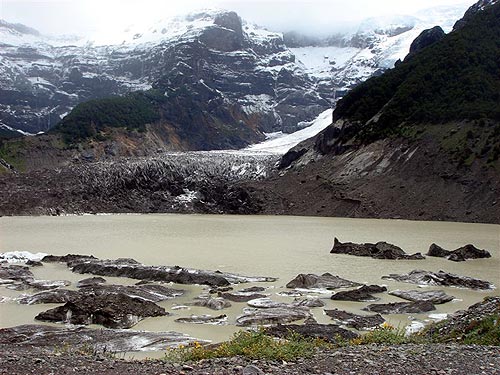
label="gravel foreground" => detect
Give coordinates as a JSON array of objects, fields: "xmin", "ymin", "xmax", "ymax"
[{"xmin": 1, "ymin": 344, "xmax": 499, "ymax": 375}]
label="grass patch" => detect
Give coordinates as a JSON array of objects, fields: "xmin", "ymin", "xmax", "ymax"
[{"xmin": 164, "ymin": 329, "xmax": 330, "ymax": 362}]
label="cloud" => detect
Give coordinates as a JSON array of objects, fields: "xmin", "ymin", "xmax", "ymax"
[{"xmin": 0, "ymin": 0, "xmax": 472, "ymax": 36}]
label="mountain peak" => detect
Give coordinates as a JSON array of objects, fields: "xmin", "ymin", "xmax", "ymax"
[{"xmin": 0, "ymin": 19, "xmax": 40, "ymax": 37}]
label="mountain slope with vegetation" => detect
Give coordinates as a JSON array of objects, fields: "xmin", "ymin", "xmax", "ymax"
[{"xmin": 253, "ymin": 0, "xmax": 500, "ymax": 224}]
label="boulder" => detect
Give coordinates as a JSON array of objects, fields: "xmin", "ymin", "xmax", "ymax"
[
  {"xmin": 0, "ymin": 324, "xmax": 208, "ymax": 352},
  {"xmin": 175, "ymin": 314, "xmax": 228, "ymax": 325},
  {"xmin": 382, "ymin": 269, "xmax": 494, "ymax": 290},
  {"xmin": 292, "ymin": 298, "xmax": 325, "ymax": 308},
  {"xmin": 325, "ymin": 309, "xmax": 385, "ymax": 330},
  {"xmin": 239, "ymin": 286, "xmax": 266, "ymax": 293},
  {"xmin": 331, "ymin": 285, "xmax": 387, "ymax": 302},
  {"xmin": 35, "ymin": 292, "xmax": 168, "ymax": 329},
  {"xmin": 26, "ymin": 260, "xmax": 43, "ymax": 267},
  {"xmin": 266, "ymin": 322, "xmax": 359, "ymax": 342},
  {"xmin": 331, "ymin": 238, "xmax": 425, "ymax": 260},
  {"xmin": 236, "ymin": 306, "xmax": 311, "ymax": 326},
  {"xmin": 427, "ymin": 243, "xmax": 491, "ymax": 262},
  {"xmin": 286, "ymin": 273, "xmax": 361, "ymax": 289},
  {"xmin": 363, "ymin": 301, "xmax": 436, "ymax": 314},
  {"xmin": 389, "ymin": 290, "xmax": 454, "ymax": 304}
]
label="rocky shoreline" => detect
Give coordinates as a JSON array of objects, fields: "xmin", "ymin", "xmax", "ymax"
[{"xmin": 0, "ymin": 343, "xmax": 499, "ymax": 375}]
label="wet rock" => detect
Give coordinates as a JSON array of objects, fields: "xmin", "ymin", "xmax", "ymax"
[
  {"xmin": 208, "ymin": 286, "xmax": 233, "ymax": 294},
  {"xmin": 61, "ymin": 256, "xmax": 276, "ymax": 286},
  {"xmin": 193, "ymin": 296, "xmax": 231, "ymax": 310},
  {"xmin": 18, "ymin": 289, "xmax": 79, "ymax": 305},
  {"xmin": 219, "ymin": 292, "xmax": 267, "ymax": 302},
  {"xmin": 292, "ymin": 298, "xmax": 325, "ymax": 308},
  {"xmin": 324, "ymin": 309, "xmax": 385, "ymax": 330},
  {"xmin": 175, "ymin": 314, "xmax": 228, "ymax": 325},
  {"xmin": 0, "ymin": 265, "xmax": 34, "ymax": 282},
  {"xmin": 389, "ymin": 290, "xmax": 454, "ymax": 304},
  {"xmin": 35, "ymin": 292, "xmax": 168, "ymax": 329},
  {"xmin": 76, "ymin": 277, "xmax": 107, "ymax": 288},
  {"xmin": 330, "ymin": 238, "xmax": 425, "ymax": 260},
  {"xmin": 41, "ymin": 254, "xmax": 97, "ymax": 267},
  {"xmin": 331, "ymin": 285, "xmax": 387, "ymax": 302},
  {"xmin": 286, "ymin": 273, "xmax": 361, "ymax": 289},
  {"xmin": 382, "ymin": 269, "xmax": 494, "ymax": 290},
  {"xmin": 27, "ymin": 280, "xmax": 71, "ymax": 290},
  {"xmin": 0, "ymin": 265, "xmax": 70, "ymax": 291},
  {"xmin": 236, "ymin": 306, "xmax": 312, "ymax": 326},
  {"xmin": 266, "ymin": 322, "xmax": 358, "ymax": 342},
  {"xmin": 0, "ymin": 324, "xmax": 208, "ymax": 352},
  {"xmin": 363, "ymin": 301, "xmax": 436, "ymax": 314},
  {"xmin": 20, "ymin": 283, "xmax": 183, "ymax": 305},
  {"xmin": 240, "ymin": 286, "xmax": 266, "ymax": 293},
  {"xmin": 427, "ymin": 243, "xmax": 491, "ymax": 262}
]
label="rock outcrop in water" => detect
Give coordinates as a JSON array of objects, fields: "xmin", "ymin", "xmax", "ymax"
[
  {"xmin": 286, "ymin": 273, "xmax": 361, "ymax": 289},
  {"xmin": 382, "ymin": 270, "xmax": 494, "ymax": 290},
  {"xmin": 331, "ymin": 285, "xmax": 387, "ymax": 302},
  {"xmin": 363, "ymin": 301, "xmax": 436, "ymax": 314},
  {"xmin": 35, "ymin": 292, "xmax": 168, "ymax": 329},
  {"xmin": 389, "ymin": 290, "xmax": 455, "ymax": 304},
  {"xmin": 193, "ymin": 295, "xmax": 232, "ymax": 310},
  {"xmin": 19, "ymin": 283, "xmax": 184, "ymax": 305},
  {"xmin": 427, "ymin": 243, "xmax": 492, "ymax": 261},
  {"xmin": 44, "ymin": 255, "xmax": 276, "ymax": 287},
  {"xmin": 0, "ymin": 324, "xmax": 208, "ymax": 352},
  {"xmin": 266, "ymin": 321, "xmax": 359, "ymax": 342},
  {"xmin": 236, "ymin": 306, "xmax": 312, "ymax": 326},
  {"xmin": 0, "ymin": 264, "xmax": 70, "ymax": 291},
  {"xmin": 175, "ymin": 314, "xmax": 228, "ymax": 325},
  {"xmin": 219, "ymin": 291, "xmax": 267, "ymax": 302},
  {"xmin": 330, "ymin": 238, "xmax": 425, "ymax": 260},
  {"xmin": 324, "ymin": 309, "xmax": 385, "ymax": 330}
]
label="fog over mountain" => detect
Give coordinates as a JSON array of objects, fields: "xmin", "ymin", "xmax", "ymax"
[{"xmin": 2, "ymin": 0, "xmax": 471, "ymax": 36}]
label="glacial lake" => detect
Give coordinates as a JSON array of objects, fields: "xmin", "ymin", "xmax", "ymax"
[{"xmin": 1, "ymin": 214, "xmax": 499, "ymax": 357}]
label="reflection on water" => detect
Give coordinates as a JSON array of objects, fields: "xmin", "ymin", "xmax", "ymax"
[{"xmin": 1, "ymin": 214, "xmax": 499, "ymax": 357}]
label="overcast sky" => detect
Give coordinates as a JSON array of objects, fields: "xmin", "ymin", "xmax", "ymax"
[{"xmin": 0, "ymin": 0, "xmax": 472, "ymax": 36}]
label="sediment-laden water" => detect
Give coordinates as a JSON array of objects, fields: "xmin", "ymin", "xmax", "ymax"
[{"xmin": 1, "ymin": 214, "xmax": 498, "ymax": 357}]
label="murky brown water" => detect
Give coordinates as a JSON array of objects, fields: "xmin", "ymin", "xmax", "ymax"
[{"xmin": 1, "ymin": 214, "xmax": 499, "ymax": 357}]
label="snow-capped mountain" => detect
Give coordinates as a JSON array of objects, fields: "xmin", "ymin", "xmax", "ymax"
[
  {"xmin": 0, "ymin": 4, "xmax": 470, "ymax": 137},
  {"xmin": 0, "ymin": 10, "xmax": 327, "ymax": 135},
  {"xmin": 287, "ymin": 4, "xmax": 470, "ymax": 95}
]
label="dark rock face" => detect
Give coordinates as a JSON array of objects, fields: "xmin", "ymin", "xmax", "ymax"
[
  {"xmin": 406, "ymin": 26, "xmax": 445, "ymax": 59},
  {"xmin": 25, "ymin": 260, "xmax": 43, "ymax": 267},
  {"xmin": 389, "ymin": 290, "xmax": 454, "ymax": 304},
  {"xmin": 0, "ymin": 324, "xmax": 208, "ymax": 352},
  {"xmin": 1, "ymin": 10, "xmax": 328, "ymax": 137},
  {"xmin": 427, "ymin": 243, "xmax": 492, "ymax": 261},
  {"xmin": 363, "ymin": 301, "xmax": 436, "ymax": 314},
  {"xmin": 35, "ymin": 292, "xmax": 168, "ymax": 329},
  {"xmin": 324, "ymin": 309, "xmax": 385, "ymax": 330},
  {"xmin": 331, "ymin": 285, "xmax": 387, "ymax": 302},
  {"xmin": 382, "ymin": 269, "xmax": 494, "ymax": 290},
  {"xmin": 42, "ymin": 254, "xmax": 97, "ymax": 266},
  {"xmin": 266, "ymin": 322, "xmax": 359, "ymax": 342},
  {"xmin": 286, "ymin": 273, "xmax": 361, "ymax": 289},
  {"xmin": 330, "ymin": 238, "xmax": 425, "ymax": 260}
]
